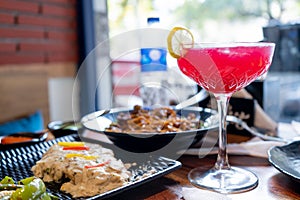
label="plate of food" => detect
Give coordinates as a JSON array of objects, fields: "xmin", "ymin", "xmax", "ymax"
[
  {"xmin": 0, "ymin": 130, "xmax": 48, "ymax": 150},
  {"xmin": 81, "ymin": 105, "xmax": 218, "ymax": 154},
  {"xmin": 0, "ymin": 134, "xmax": 182, "ymax": 199},
  {"xmin": 268, "ymin": 140, "xmax": 300, "ymax": 182},
  {"xmin": 47, "ymin": 120, "xmax": 80, "ymax": 138}
]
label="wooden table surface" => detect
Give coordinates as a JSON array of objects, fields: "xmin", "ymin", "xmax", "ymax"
[{"xmin": 105, "ymin": 134, "xmax": 300, "ymax": 200}]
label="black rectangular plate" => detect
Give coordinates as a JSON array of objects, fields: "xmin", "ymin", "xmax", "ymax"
[{"xmin": 0, "ymin": 134, "xmax": 182, "ymax": 200}]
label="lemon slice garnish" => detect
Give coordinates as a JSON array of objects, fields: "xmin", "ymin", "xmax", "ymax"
[{"xmin": 167, "ymin": 26, "xmax": 194, "ymax": 58}]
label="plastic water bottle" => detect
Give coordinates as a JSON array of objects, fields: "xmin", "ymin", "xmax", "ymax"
[{"xmin": 139, "ymin": 17, "xmax": 169, "ymax": 107}]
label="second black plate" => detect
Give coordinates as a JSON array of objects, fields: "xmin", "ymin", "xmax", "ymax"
[{"xmin": 268, "ymin": 140, "xmax": 300, "ymax": 182}]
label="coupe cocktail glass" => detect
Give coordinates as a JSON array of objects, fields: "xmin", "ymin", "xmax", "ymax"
[{"xmin": 177, "ymin": 42, "xmax": 275, "ymax": 193}]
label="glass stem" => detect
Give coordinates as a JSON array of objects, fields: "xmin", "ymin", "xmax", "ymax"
[{"xmin": 214, "ymin": 93, "xmax": 231, "ymax": 170}]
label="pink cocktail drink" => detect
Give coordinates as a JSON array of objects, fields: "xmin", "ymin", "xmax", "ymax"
[
  {"xmin": 177, "ymin": 44, "xmax": 275, "ymax": 94},
  {"xmin": 176, "ymin": 42, "xmax": 275, "ymax": 194}
]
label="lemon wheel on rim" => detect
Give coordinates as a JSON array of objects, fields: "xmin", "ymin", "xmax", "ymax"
[{"xmin": 167, "ymin": 26, "xmax": 194, "ymax": 58}]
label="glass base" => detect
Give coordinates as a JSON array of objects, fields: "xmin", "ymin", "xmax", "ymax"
[{"xmin": 188, "ymin": 166, "xmax": 258, "ymax": 194}]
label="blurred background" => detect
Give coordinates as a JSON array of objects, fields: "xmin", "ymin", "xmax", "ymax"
[
  {"xmin": 0, "ymin": 0, "xmax": 300, "ymax": 132},
  {"xmin": 106, "ymin": 0, "xmax": 300, "ymax": 123}
]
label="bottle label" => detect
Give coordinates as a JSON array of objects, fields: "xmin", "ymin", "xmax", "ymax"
[{"xmin": 140, "ymin": 48, "xmax": 167, "ymax": 72}]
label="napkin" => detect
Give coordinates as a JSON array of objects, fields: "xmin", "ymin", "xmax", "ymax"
[
  {"xmin": 182, "ymin": 187, "xmax": 232, "ymax": 200},
  {"xmin": 181, "ymin": 136, "xmax": 284, "ymax": 158},
  {"xmin": 292, "ymin": 120, "xmax": 300, "ymax": 135},
  {"xmin": 181, "ymin": 121, "xmax": 300, "ymax": 158}
]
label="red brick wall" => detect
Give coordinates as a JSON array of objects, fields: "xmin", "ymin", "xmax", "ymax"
[{"xmin": 0, "ymin": 0, "xmax": 78, "ymax": 65}]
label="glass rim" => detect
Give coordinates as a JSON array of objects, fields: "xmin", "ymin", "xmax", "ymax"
[{"xmin": 181, "ymin": 42, "xmax": 275, "ymax": 48}]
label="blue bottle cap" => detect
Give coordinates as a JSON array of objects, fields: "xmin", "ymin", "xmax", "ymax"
[{"xmin": 147, "ymin": 17, "xmax": 160, "ymax": 24}]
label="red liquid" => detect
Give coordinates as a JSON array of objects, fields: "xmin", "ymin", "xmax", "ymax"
[{"xmin": 177, "ymin": 44, "xmax": 274, "ymax": 94}]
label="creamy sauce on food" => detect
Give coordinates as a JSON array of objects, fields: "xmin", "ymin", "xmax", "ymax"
[{"xmin": 31, "ymin": 143, "xmax": 130, "ymax": 198}]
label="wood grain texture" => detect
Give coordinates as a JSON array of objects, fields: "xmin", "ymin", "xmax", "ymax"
[
  {"xmin": 106, "ymin": 143, "xmax": 300, "ymax": 200},
  {"xmin": 79, "ymin": 130, "xmax": 300, "ymax": 199},
  {"xmin": 0, "ymin": 63, "xmax": 77, "ymax": 126},
  {"xmin": 0, "ymin": 68, "xmax": 49, "ymax": 124}
]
